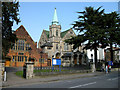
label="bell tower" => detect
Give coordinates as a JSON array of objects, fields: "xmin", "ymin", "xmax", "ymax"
[{"xmin": 49, "ymin": 8, "xmax": 61, "ymax": 39}]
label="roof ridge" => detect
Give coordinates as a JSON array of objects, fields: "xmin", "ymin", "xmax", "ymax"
[
  {"xmin": 61, "ymin": 29, "xmax": 70, "ymax": 33},
  {"xmin": 61, "ymin": 29, "xmax": 71, "ymax": 38}
]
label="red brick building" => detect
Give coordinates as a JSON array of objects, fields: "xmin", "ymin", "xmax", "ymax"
[{"xmin": 5, "ymin": 25, "xmax": 48, "ymax": 67}]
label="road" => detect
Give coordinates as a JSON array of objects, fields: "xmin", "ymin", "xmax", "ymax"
[{"xmin": 9, "ymin": 71, "xmax": 119, "ymax": 88}]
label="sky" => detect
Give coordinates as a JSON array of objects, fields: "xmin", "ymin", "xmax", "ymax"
[{"xmin": 12, "ymin": 1, "xmax": 119, "ymax": 45}]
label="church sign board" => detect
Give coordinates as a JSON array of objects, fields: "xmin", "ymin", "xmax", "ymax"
[{"xmin": 52, "ymin": 58, "xmax": 61, "ymax": 71}]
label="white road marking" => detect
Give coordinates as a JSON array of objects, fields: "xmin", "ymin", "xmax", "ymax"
[
  {"xmin": 93, "ymin": 77, "xmax": 98, "ymax": 78},
  {"xmin": 67, "ymin": 81, "xmax": 72, "ymax": 82},
  {"xmin": 107, "ymin": 77, "xmax": 118, "ymax": 81},
  {"xmin": 69, "ymin": 82, "xmax": 96, "ymax": 88}
]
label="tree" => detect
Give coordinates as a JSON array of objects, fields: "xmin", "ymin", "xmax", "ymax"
[
  {"xmin": 65, "ymin": 7, "xmax": 120, "ymax": 66},
  {"xmin": 2, "ymin": 1, "xmax": 20, "ymax": 59},
  {"xmin": 101, "ymin": 12, "xmax": 120, "ymax": 62},
  {"xmin": 65, "ymin": 7, "xmax": 105, "ymax": 67}
]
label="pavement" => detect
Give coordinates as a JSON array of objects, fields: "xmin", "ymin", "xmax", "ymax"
[{"xmin": 2, "ymin": 68, "xmax": 119, "ymax": 88}]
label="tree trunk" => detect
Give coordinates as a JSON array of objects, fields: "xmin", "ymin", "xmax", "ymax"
[
  {"xmin": 94, "ymin": 47, "xmax": 97, "ymax": 68},
  {"xmin": 110, "ymin": 43, "xmax": 113, "ymax": 62}
]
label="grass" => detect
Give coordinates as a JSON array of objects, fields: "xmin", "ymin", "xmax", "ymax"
[
  {"xmin": 34, "ymin": 69, "xmax": 69, "ymax": 73},
  {"xmin": 16, "ymin": 71, "xmax": 23, "ymax": 77},
  {"xmin": 16, "ymin": 69, "xmax": 70, "ymax": 77}
]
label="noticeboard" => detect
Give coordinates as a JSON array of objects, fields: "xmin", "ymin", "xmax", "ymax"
[{"xmin": 52, "ymin": 58, "xmax": 61, "ymax": 66}]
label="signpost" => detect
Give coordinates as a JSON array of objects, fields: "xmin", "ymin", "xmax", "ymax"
[{"xmin": 52, "ymin": 58, "xmax": 61, "ymax": 72}]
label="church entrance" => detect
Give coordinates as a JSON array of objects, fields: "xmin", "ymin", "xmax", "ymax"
[
  {"xmin": 56, "ymin": 53, "xmax": 60, "ymax": 59},
  {"xmin": 47, "ymin": 59, "xmax": 51, "ymax": 66}
]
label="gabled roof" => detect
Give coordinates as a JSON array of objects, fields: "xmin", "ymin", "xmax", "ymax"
[
  {"xmin": 42, "ymin": 29, "xmax": 71, "ymax": 39},
  {"xmin": 61, "ymin": 29, "xmax": 70, "ymax": 38},
  {"xmin": 41, "ymin": 42, "xmax": 53, "ymax": 48},
  {"xmin": 15, "ymin": 25, "xmax": 34, "ymax": 42},
  {"xmin": 43, "ymin": 30, "xmax": 49, "ymax": 38}
]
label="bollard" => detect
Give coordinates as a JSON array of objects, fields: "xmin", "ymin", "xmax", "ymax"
[{"xmin": 4, "ymin": 71, "xmax": 6, "ymax": 81}]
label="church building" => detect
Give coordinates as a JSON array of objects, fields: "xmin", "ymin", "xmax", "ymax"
[
  {"xmin": 38, "ymin": 8, "xmax": 87, "ymax": 67},
  {"xmin": 5, "ymin": 25, "xmax": 48, "ymax": 67}
]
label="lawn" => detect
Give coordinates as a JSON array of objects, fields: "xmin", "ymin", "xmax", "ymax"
[
  {"xmin": 16, "ymin": 71, "xmax": 23, "ymax": 77},
  {"xmin": 16, "ymin": 69, "xmax": 69, "ymax": 77}
]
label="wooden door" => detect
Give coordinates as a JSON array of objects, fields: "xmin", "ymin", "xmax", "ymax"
[{"xmin": 5, "ymin": 60, "xmax": 10, "ymax": 67}]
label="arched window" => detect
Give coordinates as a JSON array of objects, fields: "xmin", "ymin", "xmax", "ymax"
[
  {"xmin": 56, "ymin": 30, "xmax": 58, "ymax": 36},
  {"xmin": 64, "ymin": 43, "xmax": 69, "ymax": 50},
  {"xmin": 56, "ymin": 44, "xmax": 58, "ymax": 50}
]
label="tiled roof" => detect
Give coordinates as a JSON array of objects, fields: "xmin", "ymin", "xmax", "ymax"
[
  {"xmin": 41, "ymin": 42, "xmax": 53, "ymax": 48},
  {"xmin": 61, "ymin": 29, "xmax": 70, "ymax": 38},
  {"xmin": 43, "ymin": 29, "xmax": 70, "ymax": 38},
  {"xmin": 43, "ymin": 30, "xmax": 49, "ymax": 38}
]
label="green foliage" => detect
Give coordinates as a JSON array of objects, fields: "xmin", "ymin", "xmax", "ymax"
[
  {"xmin": 65, "ymin": 7, "xmax": 105, "ymax": 66},
  {"xmin": 101, "ymin": 12, "xmax": 120, "ymax": 46},
  {"xmin": 65, "ymin": 6, "xmax": 120, "ymax": 63},
  {"xmin": 66, "ymin": 7, "xmax": 105, "ymax": 49},
  {"xmin": 34, "ymin": 69, "xmax": 69, "ymax": 73},
  {"xmin": 101, "ymin": 12, "xmax": 120, "ymax": 61},
  {"xmin": 2, "ymin": 1, "xmax": 20, "ymax": 59},
  {"xmin": 16, "ymin": 69, "xmax": 69, "ymax": 77}
]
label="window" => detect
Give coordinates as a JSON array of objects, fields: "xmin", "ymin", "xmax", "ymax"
[
  {"xmin": 64, "ymin": 43, "xmax": 69, "ymax": 50},
  {"xmin": 12, "ymin": 56, "xmax": 16, "ymax": 62},
  {"xmin": 21, "ymin": 56, "xmax": 24, "ymax": 62},
  {"xmin": 39, "ymin": 58, "xmax": 41, "ymax": 62},
  {"xmin": 26, "ymin": 43, "xmax": 30, "ymax": 50},
  {"xmin": 25, "ymin": 56, "xmax": 27, "ymax": 62},
  {"xmin": 56, "ymin": 30, "xmax": 58, "ymax": 36},
  {"xmin": 18, "ymin": 56, "xmax": 24, "ymax": 62},
  {"xmin": 42, "ymin": 37, "xmax": 44, "ymax": 41},
  {"xmin": 18, "ymin": 56, "xmax": 20, "ymax": 62},
  {"xmin": 18, "ymin": 53, "xmax": 24, "ymax": 55},
  {"xmin": 42, "ymin": 58, "xmax": 44, "ymax": 63},
  {"xmin": 47, "ymin": 47, "xmax": 51, "ymax": 49},
  {"xmin": 18, "ymin": 40, "xmax": 25, "ymax": 50},
  {"xmin": 56, "ymin": 44, "xmax": 58, "ymax": 50},
  {"xmin": 39, "ymin": 58, "xmax": 44, "ymax": 63}
]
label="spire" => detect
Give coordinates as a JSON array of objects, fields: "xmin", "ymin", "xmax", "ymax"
[{"xmin": 52, "ymin": 8, "xmax": 59, "ymax": 25}]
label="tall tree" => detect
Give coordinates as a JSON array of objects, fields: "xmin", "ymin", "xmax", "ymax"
[
  {"xmin": 101, "ymin": 12, "xmax": 120, "ymax": 62},
  {"xmin": 2, "ymin": 1, "xmax": 20, "ymax": 59},
  {"xmin": 65, "ymin": 7, "xmax": 105, "ymax": 67}
]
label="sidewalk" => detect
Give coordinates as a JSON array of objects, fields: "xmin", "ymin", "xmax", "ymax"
[{"xmin": 2, "ymin": 71, "xmax": 105, "ymax": 88}]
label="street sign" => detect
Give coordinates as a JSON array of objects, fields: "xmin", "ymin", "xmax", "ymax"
[{"xmin": 108, "ymin": 61, "xmax": 113, "ymax": 66}]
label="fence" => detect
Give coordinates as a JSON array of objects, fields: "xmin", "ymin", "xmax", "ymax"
[{"xmin": 34, "ymin": 66, "xmax": 91, "ymax": 76}]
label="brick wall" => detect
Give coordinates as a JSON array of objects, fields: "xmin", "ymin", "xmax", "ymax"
[{"xmin": 6, "ymin": 25, "xmax": 48, "ymax": 67}]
